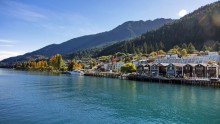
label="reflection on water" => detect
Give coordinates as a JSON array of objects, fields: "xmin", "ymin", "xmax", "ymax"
[{"xmin": 0, "ymin": 69, "xmax": 220, "ymax": 123}]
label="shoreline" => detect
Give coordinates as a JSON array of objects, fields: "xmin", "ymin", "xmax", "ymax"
[{"xmin": 2, "ymin": 68, "xmax": 220, "ymax": 87}]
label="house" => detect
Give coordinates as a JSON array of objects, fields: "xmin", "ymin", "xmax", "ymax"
[
  {"xmin": 138, "ymin": 60, "xmax": 148, "ymax": 65},
  {"xmin": 115, "ymin": 61, "xmax": 124, "ymax": 70},
  {"xmin": 132, "ymin": 60, "xmax": 139, "ymax": 66},
  {"xmin": 166, "ymin": 63, "xmax": 185, "ymax": 77},
  {"xmin": 137, "ymin": 64, "xmax": 145, "ymax": 75},
  {"xmin": 208, "ymin": 52, "xmax": 218, "ymax": 56},
  {"xmin": 207, "ymin": 64, "xmax": 219, "ymax": 78},
  {"xmin": 183, "ymin": 64, "xmax": 196, "ymax": 77},
  {"xmin": 162, "ymin": 54, "xmax": 179, "ymax": 59},
  {"xmin": 150, "ymin": 64, "xmax": 159, "ymax": 77},
  {"xmin": 110, "ymin": 61, "xmax": 125, "ymax": 72},
  {"xmin": 195, "ymin": 64, "xmax": 207, "ymax": 77},
  {"xmin": 101, "ymin": 64, "xmax": 108, "ymax": 70},
  {"xmin": 107, "ymin": 63, "xmax": 113, "ymax": 71},
  {"xmin": 144, "ymin": 64, "xmax": 151, "ymax": 76},
  {"xmin": 157, "ymin": 63, "xmax": 169, "ymax": 76}
]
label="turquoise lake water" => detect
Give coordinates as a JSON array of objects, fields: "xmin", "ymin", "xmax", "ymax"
[{"xmin": 0, "ymin": 68, "xmax": 220, "ymax": 123}]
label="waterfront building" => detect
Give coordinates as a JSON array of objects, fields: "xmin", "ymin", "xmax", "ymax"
[
  {"xmin": 105, "ymin": 61, "xmax": 125, "ymax": 72},
  {"xmin": 150, "ymin": 64, "xmax": 159, "ymax": 77},
  {"xmin": 136, "ymin": 63, "xmax": 152, "ymax": 76},
  {"xmin": 113, "ymin": 61, "xmax": 124, "ymax": 70},
  {"xmin": 207, "ymin": 64, "xmax": 219, "ymax": 78},
  {"xmin": 157, "ymin": 63, "xmax": 169, "ymax": 76},
  {"xmin": 183, "ymin": 64, "xmax": 196, "ymax": 77},
  {"xmin": 144, "ymin": 64, "xmax": 152, "ymax": 76},
  {"xmin": 137, "ymin": 64, "xmax": 145, "ymax": 75},
  {"xmin": 166, "ymin": 63, "xmax": 185, "ymax": 77},
  {"xmin": 195, "ymin": 64, "xmax": 207, "ymax": 78}
]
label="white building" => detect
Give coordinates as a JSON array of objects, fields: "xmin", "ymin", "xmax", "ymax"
[
  {"xmin": 112, "ymin": 61, "xmax": 125, "ymax": 70},
  {"xmin": 138, "ymin": 60, "xmax": 148, "ymax": 65},
  {"xmin": 208, "ymin": 52, "xmax": 218, "ymax": 56},
  {"xmin": 102, "ymin": 64, "xmax": 108, "ymax": 70},
  {"xmin": 155, "ymin": 54, "xmax": 220, "ymax": 64},
  {"xmin": 104, "ymin": 61, "xmax": 124, "ymax": 72},
  {"xmin": 132, "ymin": 60, "xmax": 139, "ymax": 66},
  {"xmin": 162, "ymin": 54, "xmax": 179, "ymax": 59}
]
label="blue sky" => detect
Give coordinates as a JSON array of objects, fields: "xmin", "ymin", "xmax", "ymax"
[{"xmin": 0, "ymin": 0, "xmax": 217, "ymax": 60}]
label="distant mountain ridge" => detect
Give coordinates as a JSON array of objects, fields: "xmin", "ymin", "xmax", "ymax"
[
  {"xmin": 97, "ymin": 1, "xmax": 220, "ymax": 56},
  {"xmin": 2, "ymin": 18, "xmax": 173, "ymax": 62}
]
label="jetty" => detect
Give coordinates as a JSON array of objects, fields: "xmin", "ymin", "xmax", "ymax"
[
  {"xmin": 84, "ymin": 72, "xmax": 220, "ymax": 87},
  {"xmin": 84, "ymin": 72, "xmax": 121, "ymax": 78}
]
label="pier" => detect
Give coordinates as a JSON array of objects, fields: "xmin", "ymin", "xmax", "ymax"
[
  {"xmin": 84, "ymin": 73, "xmax": 220, "ymax": 87},
  {"xmin": 84, "ymin": 72, "xmax": 121, "ymax": 78},
  {"xmin": 127, "ymin": 74, "xmax": 220, "ymax": 87}
]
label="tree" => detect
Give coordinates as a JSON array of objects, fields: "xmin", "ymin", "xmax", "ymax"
[
  {"xmin": 181, "ymin": 43, "xmax": 188, "ymax": 49},
  {"xmin": 202, "ymin": 44, "xmax": 211, "ymax": 51},
  {"xmin": 155, "ymin": 43, "xmax": 159, "ymax": 51},
  {"xmin": 158, "ymin": 50, "xmax": 166, "ymax": 55},
  {"xmin": 149, "ymin": 51, "xmax": 157, "ymax": 56},
  {"xmin": 214, "ymin": 41, "xmax": 220, "ymax": 51},
  {"xmin": 188, "ymin": 42, "xmax": 196, "ymax": 53},
  {"xmin": 123, "ymin": 42, "xmax": 128, "ymax": 53},
  {"xmin": 57, "ymin": 54, "xmax": 65, "ymax": 70},
  {"xmin": 168, "ymin": 48, "xmax": 179, "ymax": 54},
  {"xmin": 159, "ymin": 41, "xmax": 165, "ymax": 50},
  {"xmin": 181, "ymin": 49, "xmax": 188, "ymax": 56},
  {"xmin": 132, "ymin": 44, "xmax": 136, "ymax": 54},
  {"xmin": 49, "ymin": 54, "xmax": 65, "ymax": 70},
  {"xmin": 143, "ymin": 42, "xmax": 148, "ymax": 54},
  {"xmin": 121, "ymin": 63, "xmax": 136, "ymax": 73},
  {"xmin": 68, "ymin": 61, "xmax": 75, "ymax": 71},
  {"xmin": 173, "ymin": 45, "xmax": 180, "ymax": 49}
]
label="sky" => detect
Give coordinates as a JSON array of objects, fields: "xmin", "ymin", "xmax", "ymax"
[{"xmin": 0, "ymin": 0, "xmax": 217, "ymax": 60}]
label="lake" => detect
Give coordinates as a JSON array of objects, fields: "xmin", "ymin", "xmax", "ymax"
[{"xmin": 0, "ymin": 68, "xmax": 220, "ymax": 123}]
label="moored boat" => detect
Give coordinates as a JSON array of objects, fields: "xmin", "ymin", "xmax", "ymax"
[{"xmin": 70, "ymin": 70, "xmax": 84, "ymax": 76}]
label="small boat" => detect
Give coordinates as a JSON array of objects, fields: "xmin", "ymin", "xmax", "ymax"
[{"xmin": 70, "ymin": 70, "xmax": 84, "ymax": 76}]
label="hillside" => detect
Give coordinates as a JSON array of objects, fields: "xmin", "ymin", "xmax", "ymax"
[
  {"xmin": 1, "ymin": 18, "xmax": 173, "ymax": 62},
  {"xmin": 98, "ymin": 1, "xmax": 220, "ymax": 56}
]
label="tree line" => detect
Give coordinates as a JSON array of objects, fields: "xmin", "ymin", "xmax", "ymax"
[{"xmin": 15, "ymin": 54, "xmax": 82, "ymax": 72}]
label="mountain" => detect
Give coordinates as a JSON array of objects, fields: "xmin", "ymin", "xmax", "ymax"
[
  {"xmin": 1, "ymin": 18, "xmax": 173, "ymax": 62},
  {"xmin": 98, "ymin": 1, "xmax": 220, "ymax": 56}
]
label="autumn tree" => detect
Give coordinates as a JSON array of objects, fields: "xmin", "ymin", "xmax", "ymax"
[
  {"xmin": 158, "ymin": 50, "xmax": 166, "ymax": 55},
  {"xmin": 121, "ymin": 63, "xmax": 136, "ymax": 73},
  {"xmin": 49, "ymin": 54, "xmax": 65, "ymax": 70},
  {"xmin": 149, "ymin": 51, "xmax": 157, "ymax": 56},
  {"xmin": 181, "ymin": 49, "xmax": 188, "ymax": 57}
]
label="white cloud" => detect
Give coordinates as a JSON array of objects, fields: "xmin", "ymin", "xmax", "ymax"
[
  {"xmin": 0, "ymin": 50, "xmax": 26, "ymax": 61},
  {"xmin": 178, "ymin": 9, "xmax": 187, "ymax": 17},
  {"xmin": 2, "ymin": 1, "xmax": 47, "ymax": 22},
  {"xmin": 0, "ymin": 39, "xmax": 15, "ymax": 47}
]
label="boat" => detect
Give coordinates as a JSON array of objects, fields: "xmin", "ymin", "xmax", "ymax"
[{"xmin": 70, "ymin": 70, "xmax": 84, "ymax": 76}]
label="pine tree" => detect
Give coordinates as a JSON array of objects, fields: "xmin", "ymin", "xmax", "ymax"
[
  {"xmin": 188, "ymin": 42, "xmax": 196, "ymax": 53},
  {"xmin": 143, "ymin": 42, "xmax": 148, "ymax": 54}
]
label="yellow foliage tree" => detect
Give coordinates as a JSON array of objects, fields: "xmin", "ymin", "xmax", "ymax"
[
  {"xmin": 181, "ymin": 49, "xmax": 188, "ymax": 57},
  {"xmin": 49, "ymin": 54, "xmax": 65, "ymax": 70},
  {"xmin": 149, "ymin": 51, "xmax": 157, "ymax": 56},
  {"xmin": 158, "ymin": 50, "xmax": 166, "ymax": 55},
  {"xmin": 168, "ymin": 48, "xmax": 179, "ymax": 54}
]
